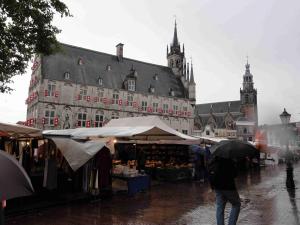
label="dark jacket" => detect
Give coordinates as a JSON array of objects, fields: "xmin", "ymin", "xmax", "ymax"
[{"xmin": 214, "ymin": 158, "xmax": 237, "ymax": 190}]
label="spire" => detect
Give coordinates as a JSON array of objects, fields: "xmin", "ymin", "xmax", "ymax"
[
  {"xmin": 183, "ymin": 43, "xmax": 185, "ymax": 54},
  {"xmin": 167, "ymin": 45, "xmax": 169, "ymax": 57},
  {"xmin": 190, "ymin": 60, "xmax": 195, "ymax": 84},
  {"xmin": 172, "ymin": 19, "xmax": 179, "ymax": 47},
  {"xmin": 245, "ymin": 55, "xmax": 250, "ymax": 74},
  {"xmin": 186, "ymin": 62, "xmax": 190, "ymax": 81}
]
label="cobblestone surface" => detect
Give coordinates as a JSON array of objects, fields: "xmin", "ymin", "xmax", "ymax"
[{"xmin": 6, "ymin": 163, "xmax": 300, "ymax": 225}]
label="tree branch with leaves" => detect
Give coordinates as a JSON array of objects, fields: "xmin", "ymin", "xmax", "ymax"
[{"xmin": 0, "ymin": 0, "xmax": 71, "ymax": 93}]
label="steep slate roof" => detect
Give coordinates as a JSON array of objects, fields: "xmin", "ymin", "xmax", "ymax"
[
  {"xmin": 41, "ymin": 43, "xmax": 186, "ymax": 98},
  {"xmin": 196, "ymin": 113, "xmax": 243, "ymax": 129},
  {"xmin": 195, "ymin": 100, "xmax": 242, "ymax": 115},
  {"xmin": 195, "ymin": 100, "xmax": 243, "ymax": 129}
]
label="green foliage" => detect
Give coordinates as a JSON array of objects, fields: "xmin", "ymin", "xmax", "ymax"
[{"xmin": 0, "ymin": 0, "xmax": 71, "ymax": 93}]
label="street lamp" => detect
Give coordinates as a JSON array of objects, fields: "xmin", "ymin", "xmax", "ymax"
[{"xmin": 280, "ymin": 108, "xmax": 295, "ymax": 189}]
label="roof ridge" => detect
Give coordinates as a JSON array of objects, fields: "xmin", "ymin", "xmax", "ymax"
[
  {"xmin": 196, "ymin": 100, "xmax": 240, "ymax": 105},
  {"xmin": 59, "ymin": 42, "xmax": 171, "ymax": 70}
]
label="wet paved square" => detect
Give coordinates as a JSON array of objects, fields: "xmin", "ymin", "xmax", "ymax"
[{"xmin": 6, "ymin": 163, "xmax": 300, "ymax": 225}]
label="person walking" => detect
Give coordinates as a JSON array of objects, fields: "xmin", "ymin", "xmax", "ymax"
[{"xmin": 210, "ymin": 157, "xmax": 241, "ymax": 225}]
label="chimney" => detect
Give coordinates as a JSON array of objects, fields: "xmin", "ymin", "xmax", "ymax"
[{"xmin": 116, "ymin": 43, "xmax": 124, "ymax": 61}]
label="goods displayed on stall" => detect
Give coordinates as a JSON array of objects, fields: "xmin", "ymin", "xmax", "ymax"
[
  {"xmin": 112, "ymin": 159, "xmax": 150, "ymax": 196},
  {"xmin": 114, "ymin": 143, "xmax": 194, "ymax": 181}
]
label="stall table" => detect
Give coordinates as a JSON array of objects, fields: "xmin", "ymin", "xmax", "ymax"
[{"xmin": 113, "ymin": 174, "xmax": 150, "ymax": 196}]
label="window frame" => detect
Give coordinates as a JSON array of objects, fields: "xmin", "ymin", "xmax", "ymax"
[
  {"xmin": 44, "ymin": 109, "xmax": 55, "ymax": 126},
  {"xmin": 112, "ymin": 93, "xmax": 119, "ymax": 105},
  {"xmin": 77, "ymin": 112, "xmax": 87, "ymax": 127},
  {"xmin": 141, "ymin": 101, "xmax": 147, "ymax": 111},
  {"xmin": 78, "ymin": 89, "xmax": 88, "ymax": 101},
  {"xmin": 47, "ymin": 83, "xmax": 56, "ymax": 97},
  {"xmin": 153, "ymin": 102, "xmax": 158, "ymax": 113},
  {"xmin": 64, "ymin": 72, "xmax": 70, "ymax": 80},
  {"xmin": 98, "ymin": 78, "xmax": 103, "ymax": 86},
  {"xmin": 111, "ymin": 112, "xmax": 119, "ymax": 119},
  {"xmin": 173, "ymin": 105, "xmax": 178, "ymax": 114},
  {"xmin": 128, "ymin": 79, "xmax": 136, "ymax": 91},
  {"xmin": 94, "ymin": 113, "xmax": 104, "ymax": 127},
  {"xmin": 163, "ymin": 104, "xmax": 168, "ymax": 114},
  {"xmin": 127, "ymin": 94, "xmax": 133, "ymax": 106}
]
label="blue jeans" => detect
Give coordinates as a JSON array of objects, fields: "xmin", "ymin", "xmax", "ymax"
[{"xmin": 215, "ymin": 190, "xmax": 241, "ymax": 225}]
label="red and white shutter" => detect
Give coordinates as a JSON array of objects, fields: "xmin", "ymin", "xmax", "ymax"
[
  {"xmin": 54, "ymin": 117, "xmax": 59, "ymax": 126},
  {"xmin": 86, "ymin": 120, "xmax": 91, "ymax": 128}
]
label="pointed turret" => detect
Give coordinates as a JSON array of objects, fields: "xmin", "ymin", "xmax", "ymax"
[
  {"xmin": 189, "ymin": 61, "xmax": 195, "ymax": 84},
  {"xmin": 188, "ymin": 60, "xmax": 196, "ymax": 100},
  {"xmin": 172, "ymin": 20, "xmax": 179, "ymax": 48},
  {"xmin": 167, "ymin": 45, "xmax": 169, "ymax": 57},
  {"xmin": 186, "ymin": 62, "xmax": 190, "ymax": 80}
]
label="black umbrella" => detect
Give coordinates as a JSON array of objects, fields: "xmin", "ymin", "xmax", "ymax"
[
  {"xmin": 0, "ymin": 150, "xmax": 34, "ymax": 200},
  {"xmin": 210, "ymin": 140, "xmax": 258, "ymax": 159}
]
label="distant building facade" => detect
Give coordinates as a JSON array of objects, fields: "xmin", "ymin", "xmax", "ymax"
[
  {"xmin": 25, "ymin": 22, "xmax": 196, "ymax": 135},
  {"xmin": 259, "ymin": 122, "xmax": 300, "ymax": 150},
  {"xmin": 194, "ymin": 61, "xmax": 258, "ymax": 141}
]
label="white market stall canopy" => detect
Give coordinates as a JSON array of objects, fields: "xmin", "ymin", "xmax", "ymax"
[
  {"xmin": 50, "ymin": 138, "xmax": 106, "ymax": 171},
  {"xmin": 0, "ymin": 122, "xmax": 42, "ymax": 138},
  {"xmin": 43, "ymin": 116, "xmax": 198, "ymax": 141}
]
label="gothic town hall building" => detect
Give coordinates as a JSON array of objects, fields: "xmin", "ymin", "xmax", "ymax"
[{"xmin": 25, "ymin": 22, "xmax": 196, "ymax": 135}]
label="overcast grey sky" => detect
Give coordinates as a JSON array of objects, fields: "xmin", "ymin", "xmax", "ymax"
[{"xmin": 1, "ymin": 0, "xmax": 300, "ymax": 125}]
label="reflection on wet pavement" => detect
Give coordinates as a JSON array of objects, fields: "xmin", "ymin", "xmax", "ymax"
[{"xmin": 6, "ymin": 164, "xmax": 300, "ymax": 225}]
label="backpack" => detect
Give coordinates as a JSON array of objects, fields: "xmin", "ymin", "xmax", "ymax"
[{"xmin": 208, "ymin": 157, "xmax": 220, "ymax": 189}]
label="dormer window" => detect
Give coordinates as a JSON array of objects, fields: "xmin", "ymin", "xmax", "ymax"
[
  {"xmin": 169, "ymin": 88, "xmax": 175, "ymax": 97},
  {"xmin": 78, "ymin": 58, "xmax": 83, "ymax": 65},
  {"xmin": 153, "ymin": 74, "xmax": 158, "ymax": 80},
  {"xmin": 128, "ymin": 79, "xmax": 135, "ymax": 91},
  {"xmin": 149, "ymin": 86, "xmax": 155, "ymax": 93},
  {"xmin": 106, "ymin": 65, "xmax": 111, "ymax": 71},
  {"xmin": 98, "ymin": 77, "xmax": 103, "ymax": 86},
  {"xmin": 64, "ymin": 72, "xmax": 70, "ymax": 80}
]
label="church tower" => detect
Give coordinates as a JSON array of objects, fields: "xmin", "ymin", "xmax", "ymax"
[
  {"xmin": 167, "ymin": 20, "xmax": 185, "ymax": 78},
  {"xmin": 240, "ymin": 59, "xmax": 258, "ymax": 125}
]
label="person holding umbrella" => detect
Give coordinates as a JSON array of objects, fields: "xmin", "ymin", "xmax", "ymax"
[{"xmin": 209, "ymin": 140, "xmax": 258, "ymax": 225}]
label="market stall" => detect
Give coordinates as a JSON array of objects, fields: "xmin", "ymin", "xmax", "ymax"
[
  {"xmin": 44, "ymin": 116, "xmax": 199, "ymax": 183},
  {"xmin": 104, "ymin": 116, "xmax": 198, "ymax": 181}
]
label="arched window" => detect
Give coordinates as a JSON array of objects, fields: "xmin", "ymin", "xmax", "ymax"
[{"xmin": 64, "ymin": 72, "xmax": 70, "ymax": 80}]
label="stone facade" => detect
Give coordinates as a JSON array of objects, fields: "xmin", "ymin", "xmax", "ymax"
[{"xmin": 25, "ymin": 22, "xmax": 196, "ymax": 135}]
